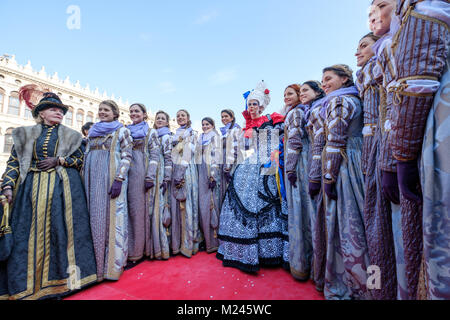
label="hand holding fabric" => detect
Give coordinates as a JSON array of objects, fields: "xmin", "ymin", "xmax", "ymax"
[
  {"xmin": 211, "ymin": 207, "xmax": 219, "ymax": 230},
  {"xmin": 381, "ymin": 170, "xmax": 400, "ymax": 205},
  {"xmin": 144, "ymin": 180, "xmax": 155, "ymax": 191},
  {"xmin": 324, "ymin": 181, "xmax": 337, "ymax": 200},
  {"xmin": 174, "ymin": 179, "xmax": 184, "ymax": 189},
  {"xmin": 160, "ymin": 181, "xmax": 169, "ymax": 195},
  {"xmin": 2, "ymin": 189, "xmax": 13, "ymax": 205},
  {"xmin": 162, "ymin": 204, "xmax": 171, "ymax": 228},
  {"xmin": 37, "ymin": 157, "xmax": 59, "ymax": 171},
  {"xmin": 224, "ymin": 171, "xmax": 232, "ymax": 184},
  {"xmin": 308, "ymin": 181, "xmax": 321, "ymax": 198},
  {"xmin": 208, "ymin": 178, "xmax": 217, "ymax": 190},
  {"xmin": 287, "ymin": 172, "xmax": 297, "ymax": 188},
  {"xmin": 109, "ymin": 180, "xmax": 123, "ymax": 199},
  {"xmin": 397, "ymin": 160, "xmax": 422, "ymax": 204}
]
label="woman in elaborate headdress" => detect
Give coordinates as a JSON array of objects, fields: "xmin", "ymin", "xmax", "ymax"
[
  {"xmin": 196, "ymin": 117, "xmax": 221, "ymax": 253},
  {"xmin": 320, "ymin": 64, "xmax": 371, "ymax": 300},
  {"xmin": 126, "ymin": 103, "xmax": 160, "ymax": 263},
  {"xmin": 170, "ymin": 109, "xmax": 200, "ymax": 258},
  {"xmin": 83, "ymin": 100, "xmax": 133, "ymax": 281},
  {"xmin": 284, "ymin": 82, "xmax": 324, "ymax": 282},
  {"xmin": 151, "ymin": 110, "xmax": 173, "ymax": 260},
  {"xmin": 0, "ymin": 85, "xmax": 97, "ymax": 300},
  {"xmin": 217, "ymin": 81, "xmax": 289, "ymax": 273}
]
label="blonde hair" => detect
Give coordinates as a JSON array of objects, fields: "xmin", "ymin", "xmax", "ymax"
[
  {"xmin": 177, "ymin": 109, "xmax": 192, "ymax": 128},
  {"xmin": 153, "ymin": 110, "xmax": 171, "ymax": 130},
  {"xmin": 100, "ymin": 100, "xmax": 120, "ymax": 120}
]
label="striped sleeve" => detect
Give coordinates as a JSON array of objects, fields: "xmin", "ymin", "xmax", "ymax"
[
  {"xmin": 146, "ymin": 129, "xmax": 161, "ymax": 182},
  {"xmin": 285, "ymin": 108, "xmax": 305, "ymax": 173},
  {"xmin": 61, "ymin": 147, "xmax": 84, "ymax": 171},
  {"xmin": 308, "ymin": 106, "xmax": 325, "ymax": 183},
  {"xmin": 162, "ymin": 134, "xmax": 173, "ymax": 182},
  {"xmin": 323, "ymin": 96, "xmax": 358, "ymax": 182},
  {"xmin": 116, "ymin": 128, "xmax": 133, "ymax": 181},
  {"xmin": 1, "ymin": 146, "xmax": 20, "ymax": 190}
]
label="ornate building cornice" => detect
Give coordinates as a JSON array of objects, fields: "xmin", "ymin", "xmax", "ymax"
[{"xmin": 0, "ymin": 54, "xmax": 130, "ymax": 113}]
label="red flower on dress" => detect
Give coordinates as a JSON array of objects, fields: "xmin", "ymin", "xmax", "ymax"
[{"xmin": 265, "ymin": 89, "xmax": 270, "ymax": 94}]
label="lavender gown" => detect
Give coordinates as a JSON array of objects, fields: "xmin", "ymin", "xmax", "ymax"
[
  {"xmin": 170, "ymin": 127, "xmax": 200, "ymax": 258},
  {"xmin": 150, "ymin": 131, "xmax": 173, "ymax": 260},
  {"xmin": 196, "ymin": 132, "xmax": 221, "ymax": 253},
  {"xmin": 322, "ymin": 94, "xmax": 372, "ymax": 300},
  {"xmin": 127, "ymin": 129, "xmax": 160, "ymax": 261},
  {"xmin": 83, "ymin": 126, "xmax": 133, "ymax": 281}
]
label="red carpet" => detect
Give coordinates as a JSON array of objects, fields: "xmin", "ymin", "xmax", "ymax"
[{"xmin": 65, "ymin": 252, "xmax": 324, "ymax": 300}]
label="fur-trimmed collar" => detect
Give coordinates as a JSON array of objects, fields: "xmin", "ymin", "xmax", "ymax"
[{"xmin": 12, "ymin": 124, "xmax": 83, "ymax": 185}]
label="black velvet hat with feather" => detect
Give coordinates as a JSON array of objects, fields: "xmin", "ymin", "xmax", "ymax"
[{"xmin": 19, "ymin": 84, "xmax": 69, "ymax": 118}]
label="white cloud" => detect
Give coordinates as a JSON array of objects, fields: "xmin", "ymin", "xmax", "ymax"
[
  {"xmin": 209, "ymin": 68, "xmax": 237, "ymax": 86},
  {"xmin": 194, "ymin": 10, "xmax": 218, "ymax": 25},
  {"xmin": 158, "ymin": 81, "xmax": 176, "ymax": 94},
  {"xmin": 139, "ymin": 33, "xmax": 152, "ymax": 43}
]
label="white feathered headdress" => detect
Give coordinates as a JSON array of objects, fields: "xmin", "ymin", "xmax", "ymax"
[{"xmin": 247, "ymin": 80, "xmax": 271, "ymax": 110}]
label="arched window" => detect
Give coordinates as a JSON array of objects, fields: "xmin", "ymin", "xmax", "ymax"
[
  {"xmin": 8, "ymin": 92, "xmax": 20, "ymax": 116},
  {"xmin": 0, "ymin": 87, "xmax": 5, "ymax": 113},
  {"xmin": 86, "ymin": 112, "xmax": 94, "ymax": 124},
  {"xmin": 65, "ymin": 107, "xmax": 74, "ymax": 126},
  {"xmin": 4, "ymin": 127, "xmax": 14, "ymax": 153},
  {"xmin": 76, "ymin": 110, "xmax": 84, "ymax": 128},
  {"xmin": 24, "ymin": 106, "xmax": 33, "ymax": 119}
]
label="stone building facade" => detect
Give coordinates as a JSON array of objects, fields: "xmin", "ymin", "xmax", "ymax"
[{"xmin": 0, "ymin": 54, "xmax": 176, "ymax": 175}]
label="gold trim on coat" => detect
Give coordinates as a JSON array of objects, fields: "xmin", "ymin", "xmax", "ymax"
[{"xmin": 106, "ymin": 130, "xmax": 121, "ymax": 280}]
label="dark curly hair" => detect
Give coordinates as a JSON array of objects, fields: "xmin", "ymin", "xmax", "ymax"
[{"xmin": 302, "ymin": 80, "xmax": 326, "ymax": 104}]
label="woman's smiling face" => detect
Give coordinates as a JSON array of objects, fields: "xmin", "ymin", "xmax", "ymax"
[
  {"xmin": 300, "ymin": 84, "xmax": 318, "ymax": 105},
  {"xmin": 356, "ymin": 36, "xmax": 376, "ymax": 67},
  {"xmin": 176, "ymin": 111, "xmax": 188, "ymax": 126},
  {"xmin": 155, "ymin": 112, "xmax": 169, "ymax": 129},
  {"xmin": 221, "ymin": 112, "xmax": 232, "ymax": 126},
  {"xmin": 369, "ymin": 0, "xmax": 395, "ymax": 36},
  {"xmin": 98, "ymin": 103, "xmax": 115, "ymax": 122},
  {"xmin": 284, "ymin": 87, "xmax": 300, "ymax": 107},
  {"xmin": 322, "ymin": 71, "xmax": 348, "ymax": 95},
  {"xmin": 129, "ymin": 105, "xmax": 145, "ymax": 124}
]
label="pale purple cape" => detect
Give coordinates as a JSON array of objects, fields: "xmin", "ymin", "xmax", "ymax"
[
  {"xmin": 127, "ymin": 121, "xmax": 150, "ymax": 140},
  {"xmin": 88, "ymin": 120, "xmax": 123, "ymax": 138},
  {"xmin": 157, "ymin": 126, "xmax": 171, "ymax": 138},
  {"xmin": 320, "ymin": 86, "xmax": 360, "ymax": 119},
  {"xmin": 220, "ymin": 123, "xmax": 241, "ymax": 137},
  {"xmin": 199, "ymin": 130, "xmax": 217, "ymax": 146}
]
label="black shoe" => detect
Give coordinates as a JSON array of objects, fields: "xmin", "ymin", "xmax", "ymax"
[{"xmin": 125, "ymin": 260, "xmax": 139, "ymax": 270}]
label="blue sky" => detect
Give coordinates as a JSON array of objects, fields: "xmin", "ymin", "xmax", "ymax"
[{"xmin": 0, "ymin": 0, "xmax": 372, "ymax": 130}]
